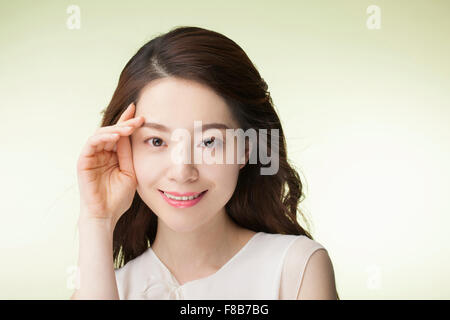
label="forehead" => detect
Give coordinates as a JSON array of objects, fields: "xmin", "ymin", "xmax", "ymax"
[{"xmin": 135, "ymin": 77, "xmax": 237, "ymax": 129}]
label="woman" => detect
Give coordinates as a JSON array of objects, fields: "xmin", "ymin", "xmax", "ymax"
[{"xmin": 72, "ymin": 26, "xmax": 339, "ymax": 300}]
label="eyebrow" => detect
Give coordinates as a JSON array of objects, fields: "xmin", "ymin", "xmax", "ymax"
[{"xmin": 140, "ymin": 122, "xmax": 230, "ymax": 132}]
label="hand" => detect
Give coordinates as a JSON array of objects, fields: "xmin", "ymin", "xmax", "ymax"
[{"xmin": 76, "ymin": 102, "xmax": 145, "ymax": 227}]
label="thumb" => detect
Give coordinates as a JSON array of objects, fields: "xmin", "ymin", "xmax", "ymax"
[{"xmin": 116, "ymin": 132, "xmax": 136, "ymax": 179}]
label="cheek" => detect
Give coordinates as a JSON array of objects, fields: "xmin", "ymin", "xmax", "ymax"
[
  {"xmin": 202, "ymin": 164, "xmax": 240, "ymax": 192},
  {"xmin": 132, "ymin": 148, "xmax": 166, "ymax": 184},
  {"xmin": 202, "ymin": 139, "xmax": 246, "ymax": 165},
  {"xmin": 225, "ymin": 136, "xmax": 248, "ymax": 164}
]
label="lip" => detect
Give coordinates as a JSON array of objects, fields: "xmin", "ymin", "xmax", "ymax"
[
  {"xmin": 160, "ymin": 190, "xmax": 205, "ymax": 197},
  {"xmin": 159, "ymin": 189, "xmax": 208, "ymax": 208}
]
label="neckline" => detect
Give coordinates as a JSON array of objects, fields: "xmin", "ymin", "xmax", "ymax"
[{"xmin": 149, "ymin": 231, "xmax": 262, "ymax": 288}]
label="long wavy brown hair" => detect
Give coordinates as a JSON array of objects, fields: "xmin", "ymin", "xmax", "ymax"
[{"xmin": 99, "ymin": 25, "xmax": 337, "ymax": 298}]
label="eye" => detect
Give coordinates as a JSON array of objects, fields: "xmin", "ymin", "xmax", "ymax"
[
  {"xmin": 143, "ymin": 137, "xmax": 222, "ymax": 149},
  {"xmin": 144, "ymin": 137, "xmax": 166, "ymax": 147},
  {"xmin": 201, "ymin": 137, "xmax": 222, "ymax": 149}
]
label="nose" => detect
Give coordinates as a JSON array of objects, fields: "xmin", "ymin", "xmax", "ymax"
[
  {"xmin": 167, "ymin": 139, "xmax": 199, "ymax": 183},
  {"xmin": 167, "ymin": 161, "xmax": 199, "ymax": 183}
]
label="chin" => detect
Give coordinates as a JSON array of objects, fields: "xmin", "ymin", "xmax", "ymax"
[
  {"xmin": 158, "ymin": 210, "xmax": 214, "ymax": 233},
  {"xmin": 163, "ymin": 219, "xmax": 204, "ymax": 233}
]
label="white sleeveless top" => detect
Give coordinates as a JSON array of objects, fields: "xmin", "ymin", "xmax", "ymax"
[{"xmin": 114, "ymin": 231, "xmax": 326, "ymax": 300}]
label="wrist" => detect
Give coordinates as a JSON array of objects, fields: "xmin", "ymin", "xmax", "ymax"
[{"xmin": 78, "ymin": 216, "xmax": 117, "ymax": 234}]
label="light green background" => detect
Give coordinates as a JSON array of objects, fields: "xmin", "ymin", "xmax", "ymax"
[{"xmin": 1, "ymin": 0, "xmax": 449, "ymax": 299}]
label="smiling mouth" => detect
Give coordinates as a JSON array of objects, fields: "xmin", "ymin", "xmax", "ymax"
[{"xmin": 158, "ymin": 189, "xmax": 208, "ymax": 200}]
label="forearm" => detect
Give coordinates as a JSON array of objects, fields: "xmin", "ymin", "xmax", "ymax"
[{"xmin": 72, "ymin": 217, "xmax": 119, "ymax": 300}]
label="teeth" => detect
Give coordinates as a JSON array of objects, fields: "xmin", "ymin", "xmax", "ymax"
[{"xmin": 164, "ymin": 192, "xmax": 202, "ymax": 201}]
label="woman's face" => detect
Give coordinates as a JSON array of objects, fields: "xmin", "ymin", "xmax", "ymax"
[{"xmin": 130, "ymin": 77, "xmax": 247, "ymax": 232}]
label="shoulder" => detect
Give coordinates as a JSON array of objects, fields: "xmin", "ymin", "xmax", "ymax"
[
  {"xmin": 114, "ymin": 248, "xmax": 153, "ymax": 299},
  {"xmin": 114, "ymin": 248, "xmax": 151, "ymax": 281},
  {"xmin": 296, "ymin": 243, "xmax": 338, "ymax": 300},
  {"xmin": 277, "ymin": 234, "xmax": 338, "ymax": 300}
]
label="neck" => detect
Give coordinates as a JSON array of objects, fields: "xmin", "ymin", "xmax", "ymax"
[{"xmin": 151, "ymin": 208, "xmax": 249, "ymax": 284}]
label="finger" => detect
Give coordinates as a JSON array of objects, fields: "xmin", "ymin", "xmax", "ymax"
[
  {"xmin": 118, "ymin": 102, "xmax": 136, "ymax": 124},
  {"xmin": 95, "ymin": 117, "xmax": 144, "ymax": 137},
  {"xmin": 81, "ymin": 133, "xmax": 120, "ymax": 158},
  {"xmin": 96, "ymin": 125, "xmax": 135, "ymax": 136},
  {"xmin": 118, "ymin": 116, "xmax": 144, "ymax": 126},
  {"xmin": 93, "ymin": 122, "xmax": 142, "ymax": 152},
  {"xmin": 94, "ymin": 133, "xmax": 121, "ymax": 153},
  {"xmin": 96, "ymin": 116, "xmax": 141, "ymax": 131},
  {"xmin": 104, "ymin": 139, "xmax": 117, "ymax": 152},
  {"xmin": 118, "ymin": 103, "xmax": 145, "ymax": 127},
  {"xmin": 100, "ymin": 124, "xmax": 140, "ymax": 153}
]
